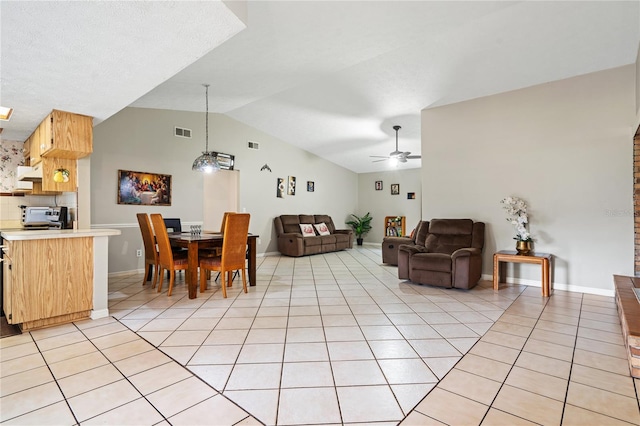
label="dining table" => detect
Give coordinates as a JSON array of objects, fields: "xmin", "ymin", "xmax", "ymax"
[{"xmin": 168, "ymin": 232, "xmax": 259, "ymax": 299}]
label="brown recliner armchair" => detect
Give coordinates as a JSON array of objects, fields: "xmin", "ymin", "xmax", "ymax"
[
  {"xmin": 398, "ymin": 219, "xmax": 484, "ymax": 290},
  {"xmin": 382, "ymin": 220, "xmax": 429, "ymax": 265}
]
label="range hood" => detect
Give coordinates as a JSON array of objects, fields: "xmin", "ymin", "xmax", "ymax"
[
  {"xmin": 14, "ymin": 166, "xmax": 33, "ymax": 191},
  {"xmin": 17, "ymin": 164, "xmax": 43, "ymax": 181}
]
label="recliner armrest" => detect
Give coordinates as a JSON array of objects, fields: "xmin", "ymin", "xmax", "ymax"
[
  {"xmin": 451, "ymin": 247, "xmax": 481, "ymax": 260},
  {"xmin": 398, "ymin": 244, "xmax": 427, "ymax": 255}
]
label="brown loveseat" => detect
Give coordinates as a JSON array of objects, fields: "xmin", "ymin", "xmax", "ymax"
[
  {"xmin": 382, "ymin": 220, "xmax": 429, "ymax": 265},
  {"xmin": 398, "ymin": 219, "xmax": 485, "ymax": 289},
  {"xmin": 274, "ymin": 214, "xmax": 354, "ymax": 257}
]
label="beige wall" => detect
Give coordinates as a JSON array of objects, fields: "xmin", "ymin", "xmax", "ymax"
[
  {"xmin": 422, "ymin": 65, "xmax": 636, "ymax": 294},
  {"xmin": 357, "ymin": 168, "xmax": 422, "ymax": 243},
  {"xmin": 92, "ymin": 107, "xmax": 357, "ymax": 273}
]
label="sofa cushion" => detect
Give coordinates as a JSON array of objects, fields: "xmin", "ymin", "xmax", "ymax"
[
  {"xmin": 281, "ymin": 215, "xmax": 302, "ymax": 233},
  {"xmin": 299, "ymin": 224, "xmax": 316, "ymax": 237},
  {"xmin": 425, "ymin": 219, "xmax": 473, "ymax": 254},
  {"xmin": 299, "ymin": 214, "xmax": 315, "ymax": 224},
  {"xmin": 411, "ymin": 252, "xmax": 452, "ymax": 272},
  {"xmin": 304, "ymin": 235, "xmax": 323, "ymax": 246},
  {"xmin": 315, "ymin": 215, "xmax": 336, "ymax": 233}
]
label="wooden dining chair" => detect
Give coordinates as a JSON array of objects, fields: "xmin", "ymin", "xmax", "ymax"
[
  {"xmin": 136, "ymin": 213, "xmax": 159, "ymax": 288},
  {"xmin": 201, "ymin": 211, "xmax": 236, "ymax": 262},
  {"xmin": 199, "ymin": 213, "xmax": 250, "ymax": 298},
  {"xmin": 150, "ymin": 213, "xmax": 189, "ymax": 296}
]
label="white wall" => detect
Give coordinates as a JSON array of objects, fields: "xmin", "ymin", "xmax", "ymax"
[
  {"xmin": 91, "ymin": 107, "xmax": 357, "ymax": 273},
  {"xmin": 422, "ymin": 65, "xmax": 636, "ymax": 294},
  {"xmin": 357, "ymin": 168, "xmax": 422, "ymax": 243}
]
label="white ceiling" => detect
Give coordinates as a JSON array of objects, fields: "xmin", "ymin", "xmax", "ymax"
[{"xmin": 2, "ymin": 1, "xmax": 639, "ymax": 174}]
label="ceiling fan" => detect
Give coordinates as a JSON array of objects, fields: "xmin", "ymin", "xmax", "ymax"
[{"xmin": 371, "ymin": 125, "xmax": 421, "ymax": 164}]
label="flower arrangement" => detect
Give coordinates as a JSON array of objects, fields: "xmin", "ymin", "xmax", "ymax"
[{"xmin": 501, "ymin": 196, "xmax": 532, "ymax": 241}]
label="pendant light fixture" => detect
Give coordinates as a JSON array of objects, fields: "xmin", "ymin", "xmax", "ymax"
[{"xmin": 192, "ymin": 84, "xmax": 220, "ymax": 173}]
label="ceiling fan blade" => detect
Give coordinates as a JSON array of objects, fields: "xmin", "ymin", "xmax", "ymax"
[
  {"xmin": 402, "ymin": 151, "xmax": 411, "ymax": 156},
  {"xmin": 406, "ymin": 155, "xmax": 421, "ymax": 159},
  {"xmin": 372, "ymin": 158, "xmax": 388, "ymax": 163},
  {"xmin": 370, "ymin": 155, "xmax": 390, "ymax": 159}
]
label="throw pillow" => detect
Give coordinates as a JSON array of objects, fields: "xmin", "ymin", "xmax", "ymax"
[
  {"xmin": 299, "ymin": 224, "xmax": 316, "ymax": 237},
  {"xmin": 314, "ymin": 222, "xmax": 331, "ymax": 236}
]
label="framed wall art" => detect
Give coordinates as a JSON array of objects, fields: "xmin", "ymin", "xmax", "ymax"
[
  {"xmin": 118, "ymin": 169, "xmax": 172, "ymax": 205},
  {"xmin": 277, "ymin": 178, "xmax": 285, "ymax": 198},
  {"xmin": 391, "ymin": 184, "xmax": 400, "ymax": 195},
  {"xmin": 307, "ymin": 181, "xmax": 315, "ymax": 192},
  {"xmin": 288, "ymin": 176, "xmax": 296, "ymax": 195},
  {"xmin": 375, "ymin": 180, "xmax": 383, "ymax": 191}
]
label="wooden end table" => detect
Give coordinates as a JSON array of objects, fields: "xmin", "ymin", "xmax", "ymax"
[{"xmin": 493, "ymin": 250, "xmax": 553, "ymax": 297}]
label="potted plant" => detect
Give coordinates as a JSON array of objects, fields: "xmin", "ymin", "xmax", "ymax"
[
  {"xmin": 346, "ymin": 212, "xmax": 373, "ymax": 246},
  {"xmin": 501, "ymin": 196, "xmax": 533, "ymax": 255}
]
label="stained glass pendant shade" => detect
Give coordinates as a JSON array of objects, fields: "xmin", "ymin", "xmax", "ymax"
[{"xmin": 192, "ymin": 84, "xmax": 220, "ymax": 173}]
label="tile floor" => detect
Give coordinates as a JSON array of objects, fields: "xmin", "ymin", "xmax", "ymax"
[{"xmin": 1, "ymin": 246, "xmax": 639, "ymax": 425}]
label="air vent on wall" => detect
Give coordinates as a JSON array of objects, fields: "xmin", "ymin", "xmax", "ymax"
[
  {"xmin": 175, "ymin": 127, "xmax": 192, "ymax": 138},
  {"xmin": 247, "ymin": 141, "xmax": 260, "ymax": 150}
]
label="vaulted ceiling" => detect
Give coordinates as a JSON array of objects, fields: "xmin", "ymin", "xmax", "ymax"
[{"xmin": 2, "ymin": 1, "xmax": 638, "ymax": 173}]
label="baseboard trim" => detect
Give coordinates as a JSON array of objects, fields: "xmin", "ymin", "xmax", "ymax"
[
  {"xmin": 481, "ymin": 273, "xmax": 614, "ymax": 297},
  {"xmin": 91, "ymin": 309, "xmax": 110, "ymax": 320}
]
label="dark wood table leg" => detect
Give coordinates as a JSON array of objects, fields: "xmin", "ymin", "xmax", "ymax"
[
  {"xmin": 187, "ymin": 240, "xmax": 199, "ymax": 299},
  {"xmin": 249, "ymin": 237, "xmax": 257, "ymax": 286}
]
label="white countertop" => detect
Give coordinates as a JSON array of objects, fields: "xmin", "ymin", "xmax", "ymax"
[{"xmin": 1, "ymin": 228, "xmax": 121, "ymax": 240}]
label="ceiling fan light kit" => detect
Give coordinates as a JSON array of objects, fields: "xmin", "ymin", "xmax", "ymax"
[{"xmin": 371, "ymin": 125, "xmax": 421, "ymax": 165}]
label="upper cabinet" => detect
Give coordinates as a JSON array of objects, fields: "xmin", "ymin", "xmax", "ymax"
[{"xmin": 27, "ymin": 110, "xmax": 93, "ymax": 166}]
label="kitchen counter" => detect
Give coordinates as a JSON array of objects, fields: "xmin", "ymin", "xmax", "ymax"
[
  {"xmin": 1, "ymin": 228, "xmax": 120, "ymax": 240},
  {"xmin": 1, "ymin": 228, "xmax": 121, "ymax": 331}
]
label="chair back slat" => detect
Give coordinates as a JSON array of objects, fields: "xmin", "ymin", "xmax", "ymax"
[
  {"xmin": 151, "ymin": 214, "xmax": 174, "ymax": 268},
  {"xmin": 221, "ymin": 213, "xmax": 250, "ymax": 269},
  {"xmin": 136, "ymin": 213, "xmax": 157, "ymax": 263}
]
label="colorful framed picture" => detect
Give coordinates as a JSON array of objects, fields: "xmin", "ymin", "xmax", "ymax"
[
  {"xmin": 391, "ymin": 184, "xmax": 400, "ymax": 195},
  {"xmin": 307, "ymin": 181, "xmax": 314, "ymax": 192},
  {"xmin": 117, "ymin": 169, "xmax": 171, "ymax": 205},
  {"xmin": 288, "ymin": 176, "xmax": 296, "ymax": 195},
  {"xmin": 375, "ymin": 180, "xmax": 383, "ymax": 191},
  {"xmin": 408, "ymin": 192, "xmax": 416, "ymax": 199}
]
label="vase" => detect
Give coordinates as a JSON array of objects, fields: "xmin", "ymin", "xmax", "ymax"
[
  {"xmin": 516, "ymin": 240, "xmax": 532, "ymax": 255},
  {"xmin": 356, "ymin": 238, "xmax": 363, "ymax": 246}
]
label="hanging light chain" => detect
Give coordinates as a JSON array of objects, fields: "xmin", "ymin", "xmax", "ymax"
[{"xmin": 204, "ymin": 83, "xmax": 210, "ymax": 153}]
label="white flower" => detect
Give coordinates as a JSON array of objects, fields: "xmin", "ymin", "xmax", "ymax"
[{"xmin": 501, "ymin": 196, "xmax": 532, "ymax": 241}]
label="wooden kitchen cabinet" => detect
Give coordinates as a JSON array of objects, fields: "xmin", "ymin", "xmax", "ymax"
[
  {"xmin": 2, "ymin": 242, "xmax": 12, "ymax": 326},
  {"xmin": 3, "ymin": 237, "xmax": 93, "ymax": 331},
  {"xmin": 41, "ymin": 157, "xmax": 77, "ymax": 192},
  {"xmin": 40, "ymin": 110, "xmax": 93, "ymax": 159},
  {"xmin": 26, "ymin": 109, "xmax": 93, "ymax": 166}
]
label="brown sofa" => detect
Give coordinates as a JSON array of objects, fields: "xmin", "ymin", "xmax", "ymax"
[
  {"xmin": 274, "ymin": 214, "xmax": 354, "ymax": 256},
  {"xmin": 398, "ymin": 219, "xmax": 485, "ymax": 289},
  {"xmin": 382, "ymin": 220, "xmax": 429, "ymax": 265}
]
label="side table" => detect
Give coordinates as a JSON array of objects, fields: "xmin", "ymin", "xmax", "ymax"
[{"xmin": 493, "ymin": 250, "xmax": 553, "ymax": 297}]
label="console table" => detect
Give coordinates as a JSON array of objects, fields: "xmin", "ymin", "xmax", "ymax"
[{"xmin": 493, "ymin": 250, "xmax": 553, "ymax": 297}]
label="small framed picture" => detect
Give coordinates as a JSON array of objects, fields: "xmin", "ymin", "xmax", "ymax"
[
  {"xmin": 391, "ymin": 184, "xmax": 400, "ymax": 195},
  {"xmin": 375, "ymin": 181, "xmax": 383, "ymax": 191},
  {"xmin": 407, "ymin": 192, "xmax": 416, "ymax": 199},
  {"xmin": 288, "ymin": 176, "xmax": 296, "ymax": 195},
  {"xmin": 307, "ymin": 181, "xmax": 314, "ymax": 192}
]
